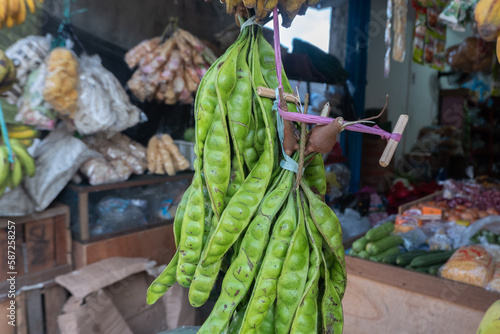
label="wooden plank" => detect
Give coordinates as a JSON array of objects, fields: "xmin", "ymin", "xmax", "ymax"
[
  {"xmin": 73, "ymin": 224, "xmax": 175, "ymax": 269},
  {"xmin": 78, "ymin": 192, "xmax": 89, "ymax": 241},
  {"xmin": 67, "ymin": 172, "xmax": 194, "ymax": 193},
  {"xmin": 26, "ymin": 288, "xmax": 44, "ymax": 334},
  {"xmin": 54, "ymin": 215, "xmax": 69, "ymax": 266},
  {"xmin": 0, "ymin": 203, "xmax": 69, "ymax": 227},
  {"xmin": 25, "ymin": 218, "xmax": 55, "ymax": 274},
  {"xmin": 16, "ymin": 291, "xmax": 28, "ymax": 334},
  {"xmin": 346, "ymin": 256, "xmax": 500, "ymax": 312},
  {"xmin": 43, "ymin": 285, "xmax": 67, "ymax": 334},
  {"xmin": 398, "ymin": 191, "xmax": 442, "ymax": 214},
  {"xmin": 0, "ymin": 264, "xmax": 72, "ymax": 296},
  {"xmin": 0, "ymin": 298, "xmax": 15, "ymax": 334}
]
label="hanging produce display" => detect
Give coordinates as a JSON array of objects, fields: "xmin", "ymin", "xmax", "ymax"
[
  {"xmin": 125, "ymin": 28, "xmax": 217, "ymax": 105},
  {"xmin": 144, "ymin": 16, "xmax": 349, "ymax": 331},
  {"xmin": 0, "ymin": 138, "xmax": 35, "ymax": 196},
  {"xmin": 0, "ymin": 0, "xmax": 43, "ymax": 29}
]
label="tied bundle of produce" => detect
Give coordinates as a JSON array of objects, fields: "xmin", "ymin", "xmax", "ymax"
[
  {"xmin": 0, "ymin": 138, "xmax": 36, "ymax": 197},
  {"xmin": 211, "ymin": 0, "xmax": 320, "ymax": 27},
  {"xmin": 43, "ymin": 48, "xmax": 79, "ymax": 118},
  {"xmin": 147, "ymin": 134, "xmax": 190, "ymax": 176},
  {"xmin": 0, "ymin": 0, "xmax": 42, "ymax": 29},
  {"xmin": 125, "ymin": 28, "xmax": 217, "ymax": 105},
  {"xmin": 81, "ymin": 133, "xmax": 148, "ymax": 185},
  {"xmin": 146, "ymin": 23, "xmax": 346, "ymax": 334}
]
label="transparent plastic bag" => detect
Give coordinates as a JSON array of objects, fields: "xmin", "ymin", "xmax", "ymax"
[
  {"xmin": 440, "ymin": 245, "xmax": 494, "ymax": 288},
  {"xmin": 15, "ymin": 65, "xmax": 58, "ymax": 130},
  {"xmin": 79, "ymin": 157, "xmax": 124, "ymax": 185}
]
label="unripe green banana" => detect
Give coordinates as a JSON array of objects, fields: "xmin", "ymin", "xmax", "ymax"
[
  {"xmin": 10, "ymin": 141, "xmax": 35, "ymax": 177},
  {"xmin": 0, "ymin": 146, "xmax": 9, "ymax": 186},
  {"xmin": 9, "ymin": 156, "xmax": 23, "ymax": 188}
]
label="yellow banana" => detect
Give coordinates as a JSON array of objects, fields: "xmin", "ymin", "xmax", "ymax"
[
  {"xmin": 7, "ymin": 128, "xmax": 39, "ymax": 139},
  {"xmin": 263, "ymin": 0, "xmax": 278, "ymax": 12},
  {"xmin": 10, "ymin": 140, "xmax": 35, "ymax": 177},
  {"xmin": 7, "ymin": 0, "xmax": 19, "ymax": 18},
  {"xmin": 0, "ymin": 50, "xmax": 10, "ymax": 84},
  {"xmin": 0, "ymin": 0, "xmax": 7, "ymax": 22},
  {"xmin": 242, "ymin": 0, "xmax": 257, "ymax": 8},
  {"xmin": 6, "ymin": 124, "xmax": 32, "ymax": 132},
  {"xmin": 19, "ymin": 138, "xmax": 33, "ymax": 147},
  {"xmin": 477, "ymin": 300, "xmax": 500, "ymax": 333},
  {"xmin": 25, "ymin": 0, "xmax": 35, "ymax": 14},
  {"xmin": 0, "ymin": 146, "xmax": 9, "ymax": 186},
  {"xmin": 226, "ymin": 0, "xmax": 242, "ymax": 14},
  {"xmin": 475, "ymin": 0, "xmax": 500, "ymax": 41},
  {"xmin": 9, "ymin": 156, "xmax": 23, "ymax": 188},
  {"xmin": 14, "ymin": 0, "xmax": 25, "ymax": 25},
  {"xmin": 5, "ymin": 14, "xmax": 14, "ymax": 28}
]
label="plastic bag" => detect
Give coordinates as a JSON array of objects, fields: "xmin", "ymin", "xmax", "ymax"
[
  {"xmin": 79, "ymin": 157, "xmax": 124, "ymax": 185},
  {"xmin": 392, "ymin": 0, "xmax": 407, "ymax": 63},
  {"xmin": 43, "ymin": 48, "xmax": 80, "ymax": 117},
  {"xmin": 5, "ymin": 35, "xmax": 51, "ymax": 105},
  {"xmin": 15, "ymin": 65, "xmax": 58, "ymax": 130},
  {"xmin": 338, "ymin": 208, "xmax": 372, "ymax": 240},
  {"xmin": 440, "ymin": 245, "xmax": 494, "ymax": 288}
]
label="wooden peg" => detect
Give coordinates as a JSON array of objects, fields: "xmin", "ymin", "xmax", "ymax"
[
  {"xmin": 379, "ymin": 114, "xmax": 409, "ymax": 167},
  {"xmin": 257, "ymin": 86, "xmax": 297, "ymax": 103}
]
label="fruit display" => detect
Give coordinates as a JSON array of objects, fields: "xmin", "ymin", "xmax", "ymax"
[
  {"xmin": 0, "ymin": 0, "xmax": 42, "ymax": 29},
  {"xmin": 146, "ymin": 23, "xmax": 345, "ymax": 333},
  {"xmin": 43, "ymin": 47, "xmax": 79, "ymax": 118},
  {"xmin": 147, "ymin": 134, "xmax": 190, "ymax": 176},
  {"xmin": 214, "ymin": 0, "xmax": 320, "ymax": 27},
  {"xmin": 0, "ymin": 138, "xmax": 36, "ymax": 196},
  {"xmin": 125, "ymin": 28, "xmax": 217, "ymax": 105}
]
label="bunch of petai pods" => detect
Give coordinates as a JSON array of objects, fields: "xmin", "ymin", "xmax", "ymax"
[{"xmin": 147, "ymin": 24, "xmax": 346, "ymax": 334}]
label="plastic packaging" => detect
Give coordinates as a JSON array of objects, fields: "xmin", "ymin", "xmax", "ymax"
[
  {"xmin": 15, "ymin": 65, "xmax": 58, "ymax": 130},
  {"xmin": 338, "ymin": 208, "xmax": 371, "ymax": 240},
  {"xmin": 400, "ymin": 228, "xmax": 427, "ymax": 250},
  {"xmin": 5, "ymin": 35, "xmax": 51, "ymax": 105},
  {"xmin": 43, "ymin": 48, "xmax": 80, "ymax": 117},
  {"xmin": 440, "ymin": 245, "xmax": 494, "ymax": 288},
  {"xmin": 79, "ymin": 157, "xmax": 124, "ymax": 185},
  {"xmin": 384, "ymin": 0, "xmax": 392, "ymax": 77},
  {"xmin": 392, "ymin": 0, "xmax": 408, "ymax": 63}
]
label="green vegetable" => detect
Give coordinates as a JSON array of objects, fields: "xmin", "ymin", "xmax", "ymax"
[
  {"xmin": 365, "ymin": 222, "xmax": 395, "ymax": 241},
  {"xmin": 409, "ymin": 250, "xmax": 455, "ymax": 268},
  {"xmin": 349, "ymin": 248, "xmax": 358, "ymax": 256},
  {"xmin": 366, "ymin": 235, "xmax": 404, "ymax": 255},
  {"xmin": 428, "ymin": 264, "xmax": 442, "ymax": 276},
  {"xmin": 382, "ymin": 253, "xmax": 399, "ymax": 265},
  {"xmin": 405, "ymin": 265, "xmax": 431, "ymax": 273},
  {"xmin": 358, "ymin": 250, "xmax": 369, "ymax": 259},
  {"xmin": 370, "ymin": 246, "xmax": 401, "ymax": 262},
  {"xmin": 352, "ymin": 236, "xmax": 368, "ymax": 252},
  {"xmin": 395, "ymin": 250, "xmax": 430, "ymax": 267}
]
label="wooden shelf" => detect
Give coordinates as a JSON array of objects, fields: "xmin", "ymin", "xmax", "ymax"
[{"xmin": 67, "ymin": 172, "xmax": 194, "ymax": 193}]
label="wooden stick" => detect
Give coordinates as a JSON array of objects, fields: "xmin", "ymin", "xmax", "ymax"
[
  {"xmin": 379, "ymin": 114, "xmax": 409, "ymax": 167},
  {"xmin": 295, "ymin": 94, "xmax": 309, "ymax": 191},
  {"xmin": 257, "ymin": 86, "xmax": 297, "ymax": 103}
]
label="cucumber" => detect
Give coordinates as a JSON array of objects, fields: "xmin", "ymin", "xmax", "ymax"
[
  {"xmin": 382, "ymin": 253, "xmax": 399, "ymax": 265},
  {"xmin": 405, "ymin": 265, "xmax": 431, "ymax": 273},
  {"xmin": 428, "ymin": 264, "xmax": 442, "ymax": 276},
  {"xmin": 358, "ymin": 250, "xmax": 369, "ymax": 259},
  {"xmin": 395, "ymin": 250, "xmax": 430, "ymax": 267},
  {"xmin": 409, "ymin": 250, "xmax": 455, "ymax": 268},
  {"xmin": 366, "ymin": 235, "xmax": 404, "ymax": 255},
  {"xmin": 365, "ymin": 222, "xmax": 395, "ymax": 241},
  {"xmin": 370, "ymin": 246, "xmax": 401, "ymax": 262},
  {"xmin": 349, "ymin": 248, "xmax": 358, "ymax": 256},
  {"xmin": 352, "ymin": 236, "xmax": 368, "ymax": 252}
]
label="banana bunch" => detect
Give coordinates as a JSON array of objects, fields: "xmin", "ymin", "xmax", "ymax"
[
  {"xmin": 475, "ymin": 0, "xmax": 500, "ymax": 62},
  {"xmin": 0, "ymin": 0, "xmax": 42, "ymax": 29},
  {"xmin": 221, "ymin": 0, "xmax": 319, "ymax": 27},
  {"xmin": 5, "ymin": 123, "xmax": 39, "ymax": 146},
  {"xmin": 0, "ymin": 138, "xmax": 35, "ymax": 196},
  {"xmin": 0, "ymin": 50, "xmax": 16, "ymax": 93},
  {"xmin": 477, "ymin": 300, "xmax": 500, "ymax": 334}
]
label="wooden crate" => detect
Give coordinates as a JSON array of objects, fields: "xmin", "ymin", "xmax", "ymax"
[
  {"xmin": 343, "ymin": 255, "xmax": 498, "ymax": 333},
  {"xmin": 398, "ymin": 190, "xmax": 443, "ymax": 214},
  {"xmin": 0, "ymin": 282, "xmax": 67, "ymax": 334},
  {"xmin": 73, "ymin": 223, "xmax": 175, "ymax": 269},
  {"xmin": 0, "ymin": 204, "xmax": 72, "ymax": 295}
]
